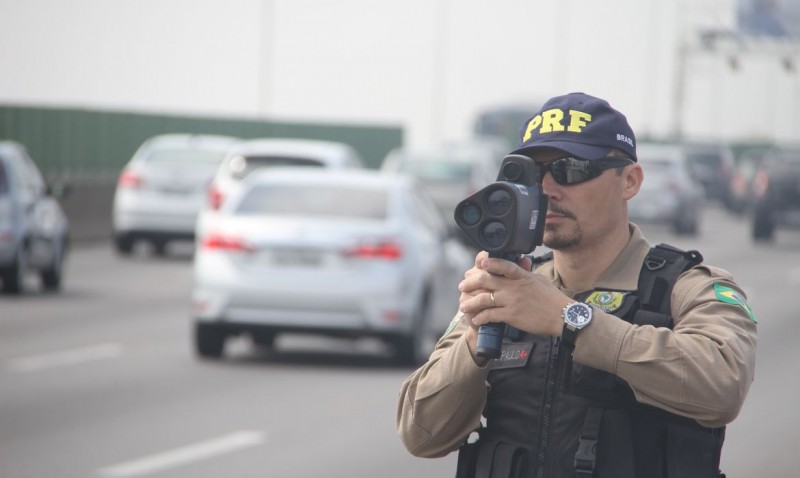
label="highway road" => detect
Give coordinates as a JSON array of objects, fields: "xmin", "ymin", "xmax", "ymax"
[{"xmin": 1, "ymin": 205, "xmax": 798, "ymax": 478}]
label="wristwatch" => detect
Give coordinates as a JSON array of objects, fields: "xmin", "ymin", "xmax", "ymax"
[{"xmin": 561, "ymin": 302, "xmax": 593, "ymax": 346}]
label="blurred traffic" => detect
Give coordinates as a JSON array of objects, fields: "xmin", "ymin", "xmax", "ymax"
[
  {"xmin": 0, "ymin": 141, "xmax": 70, "ymax": 294},
  {"xmin": 629, "ymin": 142, "xmax": 706, "ymax": 235}
]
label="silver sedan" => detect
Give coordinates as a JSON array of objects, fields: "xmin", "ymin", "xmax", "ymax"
[{"xmin": 191, "ymin": 168, "xmax": 471, "ymax": 364}]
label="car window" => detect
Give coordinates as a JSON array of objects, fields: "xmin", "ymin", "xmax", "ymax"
[
  {"xmin": 234, "ymin": 184, "xmax": 388, "ymax": 219},
  {"xmin": 0, "ymin": 160, "xmax": 8, "ymax": 196},
  {"xmin": 409, "ymin": 185, "xmax": 446, "ymax": 234},
  {"xmin": 227, "ymin": 156, "xmax": 326, "ymax": 179},
  {"xmin": 145, "ymin": 149, "xmax": 228, "ymax": 164},
  {"xmin": 8, "ymin": 149, "xmax": 45, "ymax": 196},
  {"xmin": 769, "ymin": 154, "xmax": 800, "ymax": 175},
  {"xmin": 397, "ymin": 156, "xmax": 473, "ymax": 182},
  {"xmin": 641, "ymin": 160, "xmax": 675, "ymax": 188}
]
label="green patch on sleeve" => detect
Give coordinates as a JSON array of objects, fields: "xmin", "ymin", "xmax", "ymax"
[{"xmin": 714, "ymin": 283, "xmax": 757, "ymax": 323}]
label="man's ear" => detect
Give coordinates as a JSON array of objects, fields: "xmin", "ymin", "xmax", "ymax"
[{"xmin": 622, "ymin": 163, "xmax": 643, "ymax": 200}]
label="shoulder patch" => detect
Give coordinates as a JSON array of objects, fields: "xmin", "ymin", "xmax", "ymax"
[
  {"xmin": 714, "ymin": 283, "xmax": 757, "ymax": 323},
  {"xmin": 585, "ymin": 291, "xmax": 627, "ymax": 313}
]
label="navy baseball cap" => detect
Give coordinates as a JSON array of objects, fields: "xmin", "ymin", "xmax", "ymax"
[{"xmin": 511, "ymin": 92, "xmax": 637, "ymax": 161}]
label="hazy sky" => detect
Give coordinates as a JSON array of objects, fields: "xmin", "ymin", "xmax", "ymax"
[{"xmin": 1, "ymin": 0, "xmax": 797, "ymax": 147}]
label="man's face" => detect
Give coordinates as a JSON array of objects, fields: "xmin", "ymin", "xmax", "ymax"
[{"xmin": 531, "ymin": 148, "xmax": 633, "ymax": 251}]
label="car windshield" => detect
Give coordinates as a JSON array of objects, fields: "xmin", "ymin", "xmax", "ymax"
[
  {"xmin": 769, "ymin": 152, "xmax": 800, "ymax": 174},
  {"xmin": 0, "ymin": 162, "xmax": 7, "ymax": 196},
  {"xmin": 145, "ymin": 149, "xmax": 227, "ymax": 164},
  {"xmin": 228, "ymin": 156, "xmax": 326, "ymax": 179},
  {"xmin": 640, "ymin": 159, "xmax": 674, "ymax": 188},
  {"xmin": 397, "ymin": 155, "xmax": 472, "ymax": 181},
  {"xmin": 234, "ymin": 184, "xmax": 388, "ymax": 219},
  {"xmin": 686, "ymin": 152, "xmax": 724, "ymax": 177}
]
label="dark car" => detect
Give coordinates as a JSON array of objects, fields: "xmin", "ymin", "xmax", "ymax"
[
  {"xmin": 728, "ymin": 147, "xmax": 769, "ymax": 215},
  {"xmin": 751, "ymin": 147, "xmax": 800, "ymax": 241},
  {"xmin": 0, "ymin": 141, "xmax": 70, "ymax": 294},
  {"xmin": 684, "ymin": 143, "xmax": 736, "ymax": 207}
]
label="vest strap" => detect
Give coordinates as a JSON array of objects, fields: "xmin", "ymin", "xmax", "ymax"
[{"xmin": 574, "ymin": 407, "xmax": 604, "ymax": 476}]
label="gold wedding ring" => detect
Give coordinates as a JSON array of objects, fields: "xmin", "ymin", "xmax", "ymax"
[{"xmin": 490, "ymin": 291, "xmax": 496, "ymax": 308}]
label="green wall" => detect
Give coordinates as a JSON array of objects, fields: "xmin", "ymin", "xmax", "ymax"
[{"xmin": 0, "ymin": 105, "xmax": 403, "ymax": 177}]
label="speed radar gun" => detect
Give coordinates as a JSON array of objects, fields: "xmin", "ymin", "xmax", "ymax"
[{"xmin": 453, "ymin": 154, "xmax": 549, "ymax": 358}]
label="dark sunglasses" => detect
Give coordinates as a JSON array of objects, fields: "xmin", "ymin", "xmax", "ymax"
[{"xmin": 540, "ymin": 156, "xmax": 635, "ymax": 185}]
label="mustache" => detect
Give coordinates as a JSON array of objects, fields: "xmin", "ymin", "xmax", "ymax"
[{"xmin": 547, "ymin": 203, "xmax": 575, "ymax": 219}]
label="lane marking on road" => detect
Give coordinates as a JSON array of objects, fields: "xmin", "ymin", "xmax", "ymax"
[
  {"xmin": 97, "ymin": 430, "xmax": 266, "ymax": 478},
  {"xmin": 6, "ymin": 342, "xmax": 123, "ymax": 373}
]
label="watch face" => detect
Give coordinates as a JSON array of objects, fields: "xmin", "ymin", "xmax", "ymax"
[{"xmin": 566, "ymin": 303, "xmax": 592, "ymax": 328}]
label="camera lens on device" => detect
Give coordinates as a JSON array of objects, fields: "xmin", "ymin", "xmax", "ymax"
[
  {"xmin": 458, "ymin": 203, "xmax": 482, "ymax": 226},
  {"xmin": 486, "ymin": 188, "xmax": 512, "ymax": 216},
  {"xmin": 480, "ymin": 221, "xmax": 508, "ymax": 249},
  {"xmin": 501, "ymin": 161, "xmax": 523, "ymax": 182}
]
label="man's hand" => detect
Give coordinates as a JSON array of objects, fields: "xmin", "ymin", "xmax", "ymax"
[{"xmin": 458, "ymin": 252, "xmax": 570, "ymax": 338}]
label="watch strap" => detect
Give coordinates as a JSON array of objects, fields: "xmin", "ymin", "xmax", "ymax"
[{"xmin": 562, "ymin": 321, "xmax": 579, "ymax": 347}]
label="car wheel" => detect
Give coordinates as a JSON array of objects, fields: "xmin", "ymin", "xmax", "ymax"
[
  {"xmin": 1, "ymin": 244, "xmax": 27, "ymax": 295},
  {"xmin": 393, "ymin": 291, "xmax": 434, "ymax": 366},
  {"xmin": 152, "ymin": 239, "xmax": 168, "ymax": 257},
  {"xmin": 753, "ymin": 213, "xmax": 775, "ymax": 241},
  {"xmin": 194, "ymin": 322, "xmax": 226, "ymax": 359},
  {"xmin": 674, "ymin": 217, "xmax": 698, "ymax": 236},
  {"xmin": 114, "ymin": 234, "xmax": 134, "ymax": 255},
  {"xmin": 41, "ymin": 236, "xmax": 67, "ymax": 291}
]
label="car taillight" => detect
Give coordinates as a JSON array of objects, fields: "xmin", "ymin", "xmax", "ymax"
[
  {"xmin": 343, "ymin": 241, "xmax": 403, "ymax": 260},
  {"xmin": 731, "ymin": 174, "xmax": 746, "ymax": 193},
  {"xmin": 118, "ymin": 169, "xmax": 143, "ymax": 189},
  {"xmin": 208, "ymin": 184, "xmax": 224, "ymax": 210},
  {"xmin": 201, "ymin": 233, "xmax": 253, "ymax": 252}
]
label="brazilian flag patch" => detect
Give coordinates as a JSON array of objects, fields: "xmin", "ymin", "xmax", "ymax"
[{"xmin": 714, "ymin": 283, "xmax": 757, "ymax": 323}]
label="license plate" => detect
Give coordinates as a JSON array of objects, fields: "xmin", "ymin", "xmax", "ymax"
[
  {"xmin": 271, "ymin": 249, "xmax": 322, "ymax": 267},
  {"xmin": 159, "ymin": 184, "xmax": 193, "ymax": 195}
]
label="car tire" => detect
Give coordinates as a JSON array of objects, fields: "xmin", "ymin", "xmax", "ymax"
[
  {"xmin": 152, "ymin": 239, "xmax": 167, "ymax": 257},
  {"xmin": 251, "ymin": 330, "xmax": 277, "ymax": 350},
  {"xmin": 1, "ymin": 244, "xmax": 27, "ymax": 295},
  {"xmin": 194, "ymin": 322, "xmax": 226, "ymax": 359},
  {"xmin": 393, "ymin": 291, "xmax": 434, "ymax": 366},
  {"xmin": 41, "ymin": 236, "xmax": 67, "ymax": 291},
  {"xmin": 753, "ymin": 212, "xmax": 775, "ymax": 242},
  {"xmin": 114, "ymin": 234, "xmax": 134, "ymax": 255},
  {"xmin": 674, "ymin": 217, "xmax": 698, "ymax": 236}
]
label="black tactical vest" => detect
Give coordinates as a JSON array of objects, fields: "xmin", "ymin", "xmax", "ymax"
[{"xmin": 456, "ymin": 244, "xmax": 726, "ymax": 478}]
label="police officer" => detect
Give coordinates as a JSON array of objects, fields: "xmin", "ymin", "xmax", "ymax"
[{"xmin": 396, "ymin": 92, "xmax": 757, "ymax": 478}]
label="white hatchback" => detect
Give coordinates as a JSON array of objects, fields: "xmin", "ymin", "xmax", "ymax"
[
  {"xmin": 112, "ymin": 134, "xmax": 239, "ymax": 255},
  {"xmin": 191, "ymin": 168, "xmax": 470, "ymax": 364}
]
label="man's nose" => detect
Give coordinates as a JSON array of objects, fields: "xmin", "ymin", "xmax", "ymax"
[{"xmin": 540, "ymin": 169, "xmax": 561, "ymax": 197}]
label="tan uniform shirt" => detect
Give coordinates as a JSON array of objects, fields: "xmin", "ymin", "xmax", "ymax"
[{"xmin": 396, "ymin": 224, "xmax": 758, "ymax": 458}]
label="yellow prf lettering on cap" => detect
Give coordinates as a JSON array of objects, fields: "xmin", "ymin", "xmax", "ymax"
[
  {"xmin": 521, "ymin": 108, "xmax": 592, "ymax": 142},
  {"xmin": 568, "ymin": 110, "xmax": 592, "ymax": 132},
  {"xmin": 522, "ymin": 115, "xmax": 542, "ymax": 142},
  {"xmin": 540, "ymin": 108, "xmax": 565, "ymax": 133}
]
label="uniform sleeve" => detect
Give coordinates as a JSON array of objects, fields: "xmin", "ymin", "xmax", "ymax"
[
  {"xmin": 396, "ymin": 313, "xmax": 491, "ymax": 457},
  {"xmin": 573, "ymin": 265, "xmax": 758, "ymax": 428}
]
